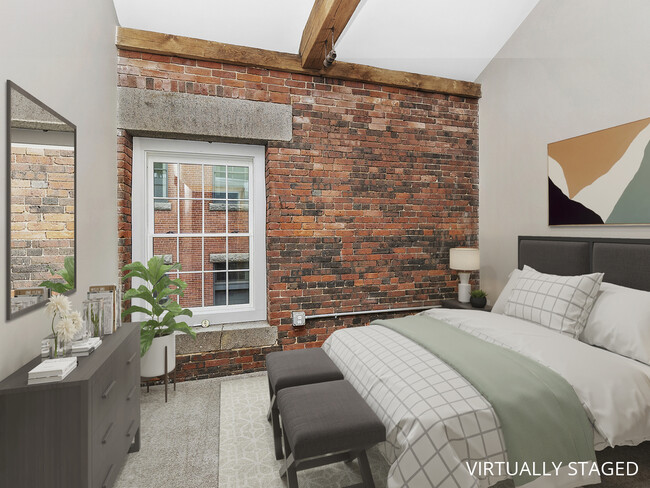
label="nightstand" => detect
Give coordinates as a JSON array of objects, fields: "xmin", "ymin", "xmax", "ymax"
[{"xmin": 441, "ymin": 299, "xmax": 492, "ymax": 312}]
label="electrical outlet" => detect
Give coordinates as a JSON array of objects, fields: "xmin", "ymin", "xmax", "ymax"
[{"xmin": 292, "ymin": 311, "xmax": 306, "ymax": 327}]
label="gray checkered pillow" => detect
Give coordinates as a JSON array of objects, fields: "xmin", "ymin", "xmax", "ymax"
[{"xmin": 504, "ymin": 265, "xmax": 603, "ymax": 338}]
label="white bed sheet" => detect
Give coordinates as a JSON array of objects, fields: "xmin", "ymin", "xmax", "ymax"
[
  {"xmin": 423, "ymin": 308, "xmax": 650, "ymax": 448},
  {"xmin": 323, "ymin": 309, "xmax": 650, "ymax": 488}
]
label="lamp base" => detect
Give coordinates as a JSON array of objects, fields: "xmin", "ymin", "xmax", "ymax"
[{"xmin": 458, "ymin": 272, "xmax": 471, "ymax": 303}]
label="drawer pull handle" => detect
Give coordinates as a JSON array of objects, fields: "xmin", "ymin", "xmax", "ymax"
[
  {"xmin": 127, "ymin": 352, "xmax": 137, "ymax": 365},
  {"xmin": 102, "ymin": 464, "xmax": 114, "ymax": 488},
  {"xmin": 127, "ymin": 385, "xmax": 137, "ymax": 401},
  {"xmin": 102, "ymin": 422, "xmax": 114, "ymax": 444},
  {"xmin": 126, "ymin": 420, "xmax": 135, "ymax": 438},
  {"xmin": 102, "ymin": 380, "xmax": 116, "ymax": 399}
]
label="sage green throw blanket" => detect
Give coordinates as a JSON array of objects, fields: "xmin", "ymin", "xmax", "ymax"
[{"xmin": 373, "ymin": 315, "xmax": 596, "ymax": 486}]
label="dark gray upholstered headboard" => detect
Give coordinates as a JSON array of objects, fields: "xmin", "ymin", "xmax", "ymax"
[{"xmin": 518, "ymin": 236, "xmax": 650, "ymax": 292}]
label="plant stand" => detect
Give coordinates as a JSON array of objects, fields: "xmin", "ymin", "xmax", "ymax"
[{"xmin": 143, "ymin": 345, "xmax": 176, "ymax": 403}]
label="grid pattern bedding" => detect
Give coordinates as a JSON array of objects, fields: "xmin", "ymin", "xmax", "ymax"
[{"xmin": 322, "ymin": 325, "xmax": 508, "ymax": 488}]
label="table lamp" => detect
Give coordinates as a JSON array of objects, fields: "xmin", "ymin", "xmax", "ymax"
[{"xmin": 450, "ymin": 248, "xmax": 480, "ymax": 303}]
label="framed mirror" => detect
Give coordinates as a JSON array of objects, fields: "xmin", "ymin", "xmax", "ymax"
[{"xmin": 6, "ymin": 81, "xmax": 76, "ymax": 320}]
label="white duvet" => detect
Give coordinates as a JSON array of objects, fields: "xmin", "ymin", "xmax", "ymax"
[
  {"xmin": 322, "ymin": 309, "xmax": 650, "ymax": 488},
  {"xmin": 424, "ymin": 309, "xmax": 650, "ymax": 448}
]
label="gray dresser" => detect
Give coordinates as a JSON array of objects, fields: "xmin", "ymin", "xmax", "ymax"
[{"xmin": 0, "ymin": 322, "xmax": 140, "ymax": 488}]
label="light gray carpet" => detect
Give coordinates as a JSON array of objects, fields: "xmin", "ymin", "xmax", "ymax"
[
  {"xmin": 114, "ymin": 376, "xmax": 226, "ymax": 488},
  {"xmin": 115, "ymin": 373, "xmax": 650, "ymax": 488}
]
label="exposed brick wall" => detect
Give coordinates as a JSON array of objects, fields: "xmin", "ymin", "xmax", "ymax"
[
  {"xmin": 10, "ymin": 146, "xmax": 74, "ymax": 291},
  {"xmin": 117, "ymin": 129, "xmax": 133, "ymax": 279},
  {"xmin": 117, "ymin": 50, "xmax": 479, "ymax": 381}
]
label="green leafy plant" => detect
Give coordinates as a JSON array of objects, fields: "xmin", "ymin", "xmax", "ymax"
[
  {"xmin": 39, "ymin": 256, "xmax": 75, "ymax": 294},
  {"xmin": 470, "ymin": 289, "xmax": 487, "ymax": 298},
  {"xmin": 121, "ymin": 256, "xmax": 196, "ymax": 356}
]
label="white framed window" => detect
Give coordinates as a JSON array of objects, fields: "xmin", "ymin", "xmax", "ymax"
[{"xmin": 132, "ymin": 138, "xmax": 266, "ymax": 325}]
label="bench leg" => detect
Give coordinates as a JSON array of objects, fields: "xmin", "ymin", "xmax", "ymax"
[
  {"xmin": 270, "ymin": 396, "xmax": 284, "ymax": 460},
  {"xmin": 279, "ymin": 428, "xmax": 299, "ymax": 488},
  {"xmin": 344, "ymin": 451, "xmax": 357, "ymax": 464},
  {"xmin": 266, "ymin": 393, "xmax": 275, "ymax": 422},
  {"xmin": 357, "ymin": 450, "xmax": 375, "ymax": 488}
]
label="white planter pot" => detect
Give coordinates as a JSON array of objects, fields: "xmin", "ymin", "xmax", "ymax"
[{"xmin": 141, "ymin": 334, "xmax": 176, "ymax": 378}]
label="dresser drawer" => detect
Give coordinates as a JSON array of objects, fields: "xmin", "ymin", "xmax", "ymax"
[
  {"xmin": 94, "ymin": 459, "xmax": 119, "ymax": 488},
  {"xmin": 121, "ymin": 331, "xmax": 140, "ymax": 387},
  {"xmin": 91, "ymin": 356, "xmax": 122, "ymax": 429}
]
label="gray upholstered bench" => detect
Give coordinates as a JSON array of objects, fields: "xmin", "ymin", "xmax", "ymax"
[
  {"xmin": 277, "ymin": 380, "xmax": 386, "ymax": 488},
  {"xmin": 266, "ymin": 348, "xmax": 344, "ymax": 459}
]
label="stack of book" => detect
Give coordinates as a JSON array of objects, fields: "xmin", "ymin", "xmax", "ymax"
[
  {"xmin": 70, "ymin": 337, "xmax": 102, "ymax": 357},
  {"xmin": 28, "ymin": 357, "xmax": 78, "ymax": 385}
]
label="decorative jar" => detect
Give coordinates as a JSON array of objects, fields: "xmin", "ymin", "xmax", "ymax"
[{"xmin": 84, "ymin": 298, "xmax": 105, "ymax": 339}]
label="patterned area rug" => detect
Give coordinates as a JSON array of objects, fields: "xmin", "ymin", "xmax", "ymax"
[{"xmin": 218, "ymin": 373, "xmax": 390, "ymax": 488}]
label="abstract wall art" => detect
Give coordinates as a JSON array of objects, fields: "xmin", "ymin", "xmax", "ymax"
[{"xmin": 548, "ymin": 117, "xmax": 650, "ymax": 225}]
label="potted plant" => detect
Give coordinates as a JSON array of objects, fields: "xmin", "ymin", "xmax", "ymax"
[
  {"xmin": 470, "ymin": 289, "xmax": 488, "ymax": 309},
  {"xmin": 122, "ymin": 257, "xmax": 196, "ymax": 378}
]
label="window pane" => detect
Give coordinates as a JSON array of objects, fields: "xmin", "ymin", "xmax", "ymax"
[
  {"xmin": 154, "ymin": 199, "xmax": 177, "ymax": 234},
  {"xmin": 210, "ymin": 272, "xmax": 227, "ymax": 306},
  {"xmin": 228, "ymin": 271, "xmax": 249, "ymax": 305},
  {"xmin": 229, "ymin": 260, "xmax": 248, "ymax": 270},
  {"xmin": 165, "ymin": 272, "xmax": 180, "ymax": 304},
  {"xmin": 229, "ymin": 236, "xmax": 249, "ymax": 259},
  {"xmin": 204, "ymin": 237, "xmax": 226, "ymax": 271},
  {"xmin": 153, "ymin": 237, "xmax": 177, "ymax": 265},
  {"xmin": 177, "ymin": 272, "xmax": 202, "ymax": 308},
  {"xmin": 179, "ymin": 237, "xmax": 202, "ymax": 272},
  {"xmin": 228, "ymin": 200, "xmax": 249, "ymax": 233},
  {"xmin": 228, "ymin": 166, "xmax": 249, "ymax": 199},
  {"xmin": 153, "ymin": 162, "xmax": 178, "ymax": 199},
  {"xmin": 179, "ymin": 164, "xmax": 202, "ymax": 199},
  {"xmin": 179, "ymin": 199, "xmax": 203, "ymax": 234},
  {"xmin": 153, "ymin": 163, "xmax": 167, "ymax": 198},
  {"xmin": 206, "ymin": 165, "xmax": 227, "ymax": 199},
  {"xmin": 204, "ymin": 200, "xmax": 226, "ymax": 233}
]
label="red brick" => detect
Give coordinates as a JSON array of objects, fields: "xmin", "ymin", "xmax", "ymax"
[{"xmin": 116, "ymin": 51, "xmax": 478, "ymax": 380}]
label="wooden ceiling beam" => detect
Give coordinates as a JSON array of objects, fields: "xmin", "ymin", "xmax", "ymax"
[
  {"xmin": 116, "ymin": 27, "xmax": 481, "ymax": 98},
  {"xmin": 299, "ymin": 0, "xmax": 361, "ymax": 69}
]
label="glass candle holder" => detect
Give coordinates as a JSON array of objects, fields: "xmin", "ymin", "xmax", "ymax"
[{"xmin": 84, "ymin": 298, "xmax": 105, "ymax": 339}]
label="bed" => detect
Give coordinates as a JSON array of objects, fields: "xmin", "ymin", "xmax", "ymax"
[{"xmin": 322, "ymin": 236, "xmax": 650, "ymax": 488}]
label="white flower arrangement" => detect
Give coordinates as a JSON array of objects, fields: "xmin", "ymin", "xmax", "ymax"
[
  {"xmin": 46, "ymin": 295, "xmax": 84, "ymax": 356},
  {"xmin": 54, "ymin": 316, "xmax": 78, "ymax": 343},
  {"xmin": 46, "ymin": 294, "xmax": 72, "ymax": 318}
]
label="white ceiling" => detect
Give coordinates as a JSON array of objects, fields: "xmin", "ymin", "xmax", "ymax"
[{"xmin": 113, "ymin": 0, "xmax": 540, "ymax": 82}]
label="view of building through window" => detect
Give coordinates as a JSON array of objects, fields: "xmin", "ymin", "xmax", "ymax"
[{"xmin": 151, "ymin": 161, "xmax": 251, "ymax": 309}]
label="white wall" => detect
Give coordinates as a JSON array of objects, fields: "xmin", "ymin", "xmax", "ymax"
[
  {"xmin": 0, "ymin": 1, "xmax": 118, "ymax": 380},
  {"xmin": 477, "ymin": 0, "xmax": 650, "ymax": 301}
]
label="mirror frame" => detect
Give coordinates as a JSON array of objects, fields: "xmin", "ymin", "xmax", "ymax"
[{"xmin": 6, "ymin": 80, "xmax": 77, "ymax": 320}]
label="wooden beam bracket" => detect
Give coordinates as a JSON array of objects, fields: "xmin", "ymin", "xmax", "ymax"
[{"xmin": 299, "ymin": 0, "xmax": 361, "ymax": 69}]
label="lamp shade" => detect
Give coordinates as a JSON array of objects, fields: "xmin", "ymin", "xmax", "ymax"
[{"xmin": 449, "ymin": 248, "xmax": 480, "ymax": 271}]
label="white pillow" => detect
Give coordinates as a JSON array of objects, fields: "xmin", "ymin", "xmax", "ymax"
[
  {"xmin": 580, "ymin": 282, "xmax": 650, "ymax": 364},
  {"xmin": 491, "ymin": 268, "xmax": 522, "ymax": 315},
  {"xmin": 504, "ymin": 265, "xmax": 603, "ymax": 338}
]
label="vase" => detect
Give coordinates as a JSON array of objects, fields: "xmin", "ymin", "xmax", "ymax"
[
  {"xmin": 470, "ymin": 296, "xmax": 487, "ymax": 308},
  {"xmin": 141, "ymin": 334, "xmax": 176, "ymax": 378},
  {"xmin": 46, "ymin": 334, "xmax": 72, "ymax": 358},
  {"xmin": 83, "ymin": 298, "xmax": 105, "ymax": 339}
]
